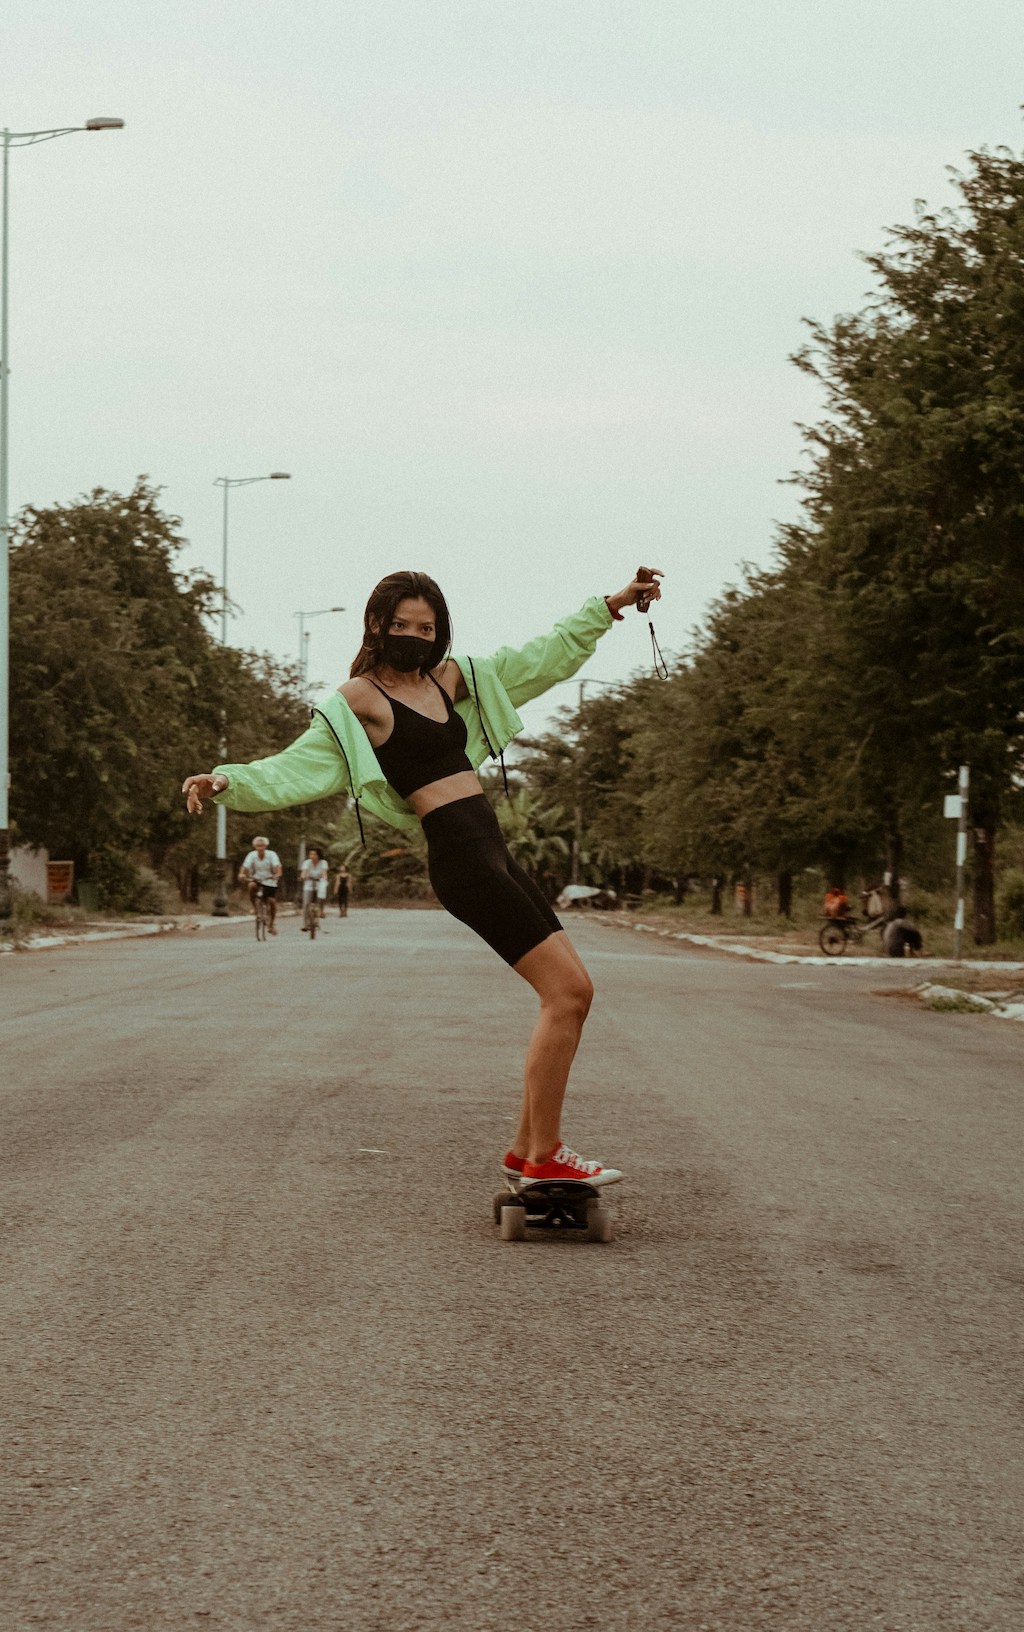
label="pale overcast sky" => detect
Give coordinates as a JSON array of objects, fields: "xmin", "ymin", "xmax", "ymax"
[{"xmin": 5, "ymin": 2, "xmax": 1024, "ymax": 732}]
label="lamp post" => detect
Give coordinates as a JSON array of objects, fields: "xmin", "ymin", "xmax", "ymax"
[
  {"xmin": 211, "ymin": 472, "xmax": 291, "ymax": 915},
  {"xmin": 294, "ymin": 605, "xmax": 345, "ymax": 695},
  {"xmin": 571, "ymin": 677, "xmax": 605, "ymax": 886},
  {"xmin": 292, "ymin": 606, "xmax": 344, "ymax": 874},
  {"xmin": 0, "ymin": 116, "xmax": 124, "ymax": 918}
]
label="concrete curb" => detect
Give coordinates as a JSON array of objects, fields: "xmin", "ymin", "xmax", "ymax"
[
  {"xmin": 916, "ymin": 983, "xmax": 1024, "ymax": 1025},
  {"xmin": 0, "ymin": 916, "xmax": 256, "ymax": 956},
  {"xmin": 592, "ymin": 912, "xmax": 1024, "ymax": 978}
]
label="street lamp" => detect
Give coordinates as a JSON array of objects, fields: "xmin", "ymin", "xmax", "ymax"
[
  {"xmin": 294, "ymin": 605, "xmax": 345, "ymax": 694},
  {"xmin": 568, "ymin": 676, "xmax": 624, "ymax": 885},
  {"xmin": 292, "ymin": 606, "xmax": 344, "ymax": 876},
  {"xmin": 210, "ymin": 472, "xmax": 291, "ymax": 915},
  {"xmin": 0, "ymin": 116, "xmax": 124, "ymax": 917}
]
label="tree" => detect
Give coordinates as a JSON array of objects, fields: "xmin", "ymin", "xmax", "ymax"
[
  {"xmin": 792, "ymin": 144, "xmax": 1024, "ymax": 937},
  {"xmin": 496, "ymin": 790, "xmax": 570, "ymax": 898},
  {"xmin": 10, "ymin": 479, "xmax": 313, "ymax": 891}
]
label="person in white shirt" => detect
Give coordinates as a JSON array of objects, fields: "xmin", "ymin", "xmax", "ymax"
[
  {"xmin": 238, "ymin": 836, "xmax": 283, "ymax": 935},
  {"xmin": 300, "ymin": 847, "xmax": 330, "ymax": 931}
]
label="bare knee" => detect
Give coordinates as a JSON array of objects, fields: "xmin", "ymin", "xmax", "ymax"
[{"xmin": 546, "ymin": 971, "xmax": 594, "ymax": 1027}]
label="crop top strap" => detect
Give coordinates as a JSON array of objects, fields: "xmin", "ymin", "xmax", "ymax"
[
  {"xmin": 367, "ymin": 675, "xmax": 452, "ymax": 714},
  {"xmin": 427, "ymin": 673, "xmax": 454, "ymax": 712}
]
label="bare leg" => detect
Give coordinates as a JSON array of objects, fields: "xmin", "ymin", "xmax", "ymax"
[{"xmin": 510, "ymin": 931, "xmax": 594, "ymax": 1163}]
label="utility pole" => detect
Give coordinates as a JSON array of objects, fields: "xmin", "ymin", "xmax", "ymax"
[
  {"xmin": 571, "ymin": 678, "xmax": 585, "ymax": 886},
  {"xmin": 953, "ymin": 764, "xmax": 969, "ymax": 962},
  {"xmin": 0, "ymin": 116, "xmax": 124, "ymax": 917},
  {"xmin": 210, "ymin": 474, "xmax": 291, "ymax": 914}
]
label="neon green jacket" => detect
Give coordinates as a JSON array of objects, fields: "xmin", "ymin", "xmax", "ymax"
[{"xmin": 213, "ymin": 595, "xmax": 614, "ymax": 831}]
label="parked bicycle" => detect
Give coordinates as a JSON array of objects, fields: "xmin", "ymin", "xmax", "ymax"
[{"xmin": 818, "ymin": 910, "xmax": 888, "ymax": 956}]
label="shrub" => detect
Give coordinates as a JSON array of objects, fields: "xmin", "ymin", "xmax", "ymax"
[
  {"xmin": 10, "ymin": 886, "xmax": 51, "ymax": 924},
  {"xmin": 132, "ymin": 866, "xmax": 169, "ymax": 915},
  {"xmin": 92, "ymin": 851, "xmax": 169, "ymax": 914},
  {"xmin": 92, "ymin": 850, "xmax": 140, "ymax": 911},
  {"xmin": 997, "ymin": 868, "xmax": 1024, "ymax": 939},
  {"xmin": 0, "ymin": 885, "xmax": 77, "ymax": 944}
]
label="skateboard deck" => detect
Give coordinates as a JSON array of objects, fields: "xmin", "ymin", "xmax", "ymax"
[{"xmin": 493, "ymin": 1177, "xmax": 614, "ymax": 1242}]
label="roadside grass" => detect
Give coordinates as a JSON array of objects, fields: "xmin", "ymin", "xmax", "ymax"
[{"xmin": 0, "ymin": 890, "xmax": 87, "ymax": 947}]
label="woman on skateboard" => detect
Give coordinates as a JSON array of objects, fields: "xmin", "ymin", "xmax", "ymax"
[{"xmin": 182, "ymin": 569, "xmax": 662, "ymax": 1187}]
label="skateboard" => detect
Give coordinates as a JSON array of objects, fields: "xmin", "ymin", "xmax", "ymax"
[{"xmin": 493, "ymin": 1178, "xmax": 614, "ymax": 1243}]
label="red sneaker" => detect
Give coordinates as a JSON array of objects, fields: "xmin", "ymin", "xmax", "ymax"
[
  {"xmin": 520, "ymin": 1143, "xmax": 623, "ymax": 1187},
  {"xmin": 502, "ymin": 1151, "xmax": 526, "ymax": 1178}
]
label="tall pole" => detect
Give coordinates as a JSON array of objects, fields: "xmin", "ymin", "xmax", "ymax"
[
  {"xmin": 297, "ymin": 610, "xmax": 307, "ymax": 689},
  {"xmin": 213, "ymin": 480, "xmax": 230, "ymax": 913},
  {"xmin": 0, "ymin": 132, "xmax": 11, "ymax": 915},
  {"xmin": 293, "ymin": 605, "xmax": 344, "ymax": 700},
  {"xmin": 953, "ymin": 763, "xmax": 969, "ymax": 962},
  {"xmin": 0, "ymin": 117, "xmax": 123, "ymax": 919},
  {"xmin": 571, "ymin": 678, "xmax": 584, "ymax": 886},
  {"xmin": 211, "ymin": 472, "xmax": 291, "ymax": 915}
]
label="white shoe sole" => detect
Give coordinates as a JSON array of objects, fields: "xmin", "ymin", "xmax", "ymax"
[{"xmin": 520, "ymin": 1168, "xmax": 623, "ymax": 1188}]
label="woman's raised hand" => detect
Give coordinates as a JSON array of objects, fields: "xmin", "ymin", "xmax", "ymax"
[
  {"xmin": 182, "ymin": 773, "xmax": 228, "ymax": 815},
  {"xmin": 607, "ymin": 569, "xmax": 664, "ymax": 616}
]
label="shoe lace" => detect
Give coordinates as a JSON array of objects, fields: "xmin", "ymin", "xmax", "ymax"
[{"xmin": 555, "ymin": 1144, "xmax": 600, "ymax": 1176}]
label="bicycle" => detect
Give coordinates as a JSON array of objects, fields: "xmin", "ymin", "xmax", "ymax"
[
  {"xmin": 818, "ymin": 912, "xmax": 888, "ymax": 956},
  {"xmin": 301, "ymin": 886, "xmax": 320, "ymax": 941},
  {"xmin": 252, "ymin": 883, "xmax": 268, "ymax": 943}
]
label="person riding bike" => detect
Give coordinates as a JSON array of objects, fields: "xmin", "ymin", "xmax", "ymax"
[
  {"xmin": 238, "ymin": 836, "xmax": 283, "ymax": 935},
  {"xmin": 299, "ymin": 847, "xmax": 330, "ymax": 931}
]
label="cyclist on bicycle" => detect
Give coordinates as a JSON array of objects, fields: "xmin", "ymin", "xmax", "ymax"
[
  {"xmin": 299, "ymin": 847, "xmax": 329, "ymax": 931},
  {"xmin": 239, "ymin": 836, "xmax": 283, "ymax": 935}
]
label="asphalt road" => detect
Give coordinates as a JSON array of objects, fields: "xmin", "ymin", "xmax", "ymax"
[{"xmin": 2, "ymin": 908, "xmax": 1022, "ymax": 1632}]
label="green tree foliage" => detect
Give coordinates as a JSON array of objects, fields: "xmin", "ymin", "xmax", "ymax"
[
  {"xmin": 9, "ymin": 479, "xmax": 313, "ymax": 891},
  {"xmin": 512, "ymin": 145, "xmax": 1024, "ymax": 941},
  {"xmin": 496, "ymin": 789, "xmax": 569, "ymax": 898},
  {"xmin": 314, "ymin": 806, "xmax": 431, "ymax": 899},
  {"xmin": 790, "ymin": 145, "xmax": 1024, "ymax": 936}
]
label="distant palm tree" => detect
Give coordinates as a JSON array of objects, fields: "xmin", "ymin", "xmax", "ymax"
[{"xmin": 497, "ymin": 790, "xmax": 569, "ymax": 892}]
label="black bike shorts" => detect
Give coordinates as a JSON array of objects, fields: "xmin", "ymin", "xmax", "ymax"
[{"xmin": 422, "ymin": 794, "xmax": 561, "ymax": 966}]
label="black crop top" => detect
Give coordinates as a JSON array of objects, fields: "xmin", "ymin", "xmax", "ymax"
[{"xmin": 369, "ymin": 676, "xmax": 473, "ymax": 799}]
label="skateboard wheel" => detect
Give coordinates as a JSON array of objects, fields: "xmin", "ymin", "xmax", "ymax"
[
  {"xmin": 585, "ymin": 1200, "xmax": 613, "ymax": 1243},
  {"xmin": 499, "ymin": 1203, "xmax": 527, "ymax": 1242}
]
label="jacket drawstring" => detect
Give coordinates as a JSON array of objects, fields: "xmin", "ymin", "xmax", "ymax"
[
  {"xmin": 467, "ymin": 657, "xmax": 509, "ymax": 796},
  {"xmin": 313, "ymin": 706, "xmax": 366, "ymax": 844}
]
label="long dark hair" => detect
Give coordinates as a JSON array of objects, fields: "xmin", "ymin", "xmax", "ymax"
[{"xmin": 349, "ymin": 571, "xmax": 453, "ymax": 678}]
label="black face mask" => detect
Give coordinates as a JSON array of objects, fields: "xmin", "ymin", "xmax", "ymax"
[{"xmin": 381, "ymin": 634, "xmax": 434, "ymax": 673}]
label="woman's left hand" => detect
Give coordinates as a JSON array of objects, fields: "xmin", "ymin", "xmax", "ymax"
[
  {"xmin": 182, "ymin": 772, "xmax": 228, "ymax": 814},
  {"xmin": 606, "ymin": 569, "xmax": 664, "ymax": 617}
]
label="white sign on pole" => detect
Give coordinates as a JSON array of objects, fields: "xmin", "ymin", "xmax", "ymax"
[{"xmin": 943, "ymin": 794, "xmax": 962, "ymax": 819}]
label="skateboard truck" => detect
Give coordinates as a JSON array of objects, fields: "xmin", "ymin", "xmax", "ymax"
[{"xmin": 493, "ymin": 1179, "xmax": 614, "ymax": 1243}]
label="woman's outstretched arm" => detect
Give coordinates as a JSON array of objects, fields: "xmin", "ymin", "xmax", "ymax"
[
  {"xmin": 485, "ymin": 571, "xmax": 663, "ymax": 709},
  {"xmin": 182, "ymin": 714, "xmax": 352, "ymax": 815}
]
